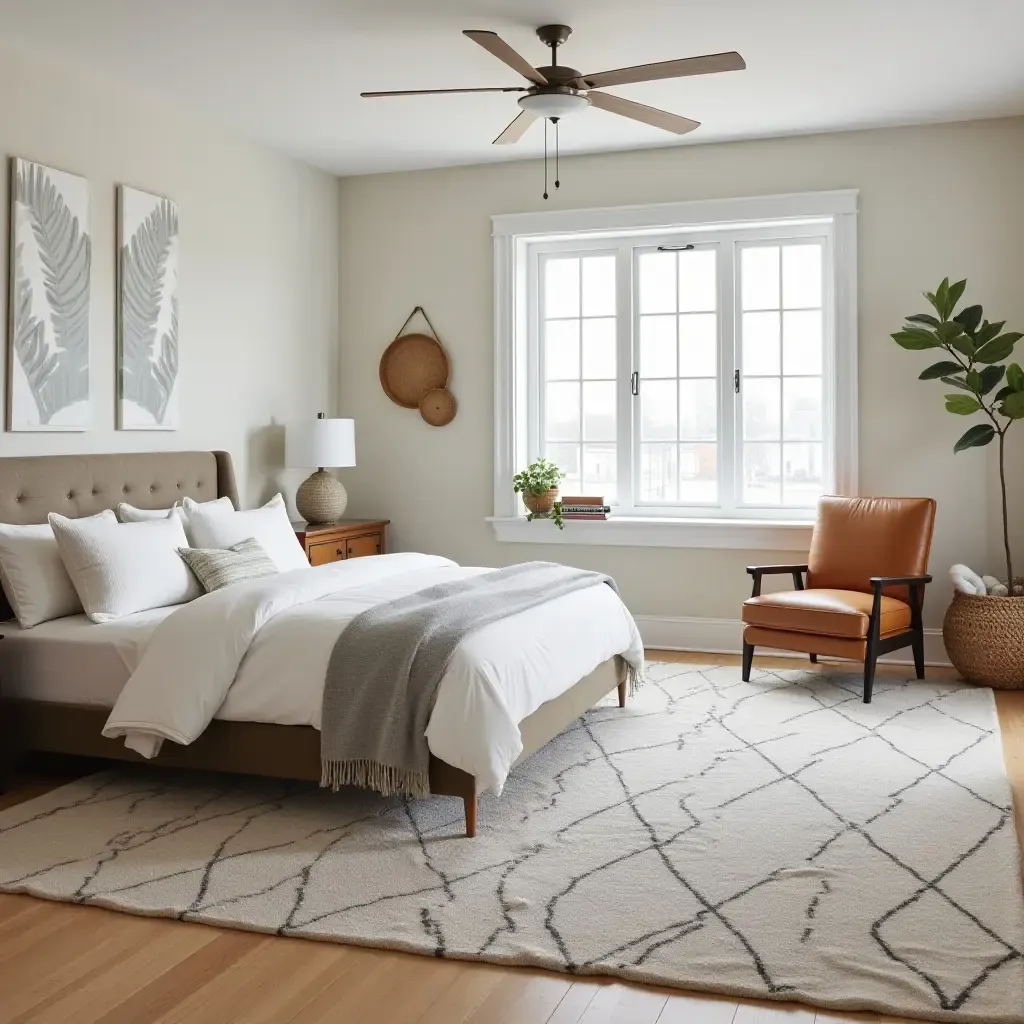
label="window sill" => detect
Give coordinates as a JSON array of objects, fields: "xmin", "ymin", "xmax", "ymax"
[{"xmin": 488, "ymin": 516, "xmax": 814, "ymax": 551}]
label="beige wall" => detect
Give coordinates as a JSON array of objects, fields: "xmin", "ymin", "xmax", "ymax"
[
  {"xmin": 0, "ymin": 41, "xmax": 339, "ymax": 508},
  {"xmin": 338, "ymin": 116, "xmax": 1024, "ymax": 629}
]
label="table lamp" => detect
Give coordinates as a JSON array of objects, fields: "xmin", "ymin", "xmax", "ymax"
[{"xmin": 285, "ymin": 414, "xmax": 356, "ymax": 524}]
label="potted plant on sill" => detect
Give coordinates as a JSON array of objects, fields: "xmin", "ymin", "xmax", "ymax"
[
  {"xmin": 513, "ymin": 458, "xmax": 565, "ymax": 529},
  {"xmin": 892, "ymin": 277, "xmax": 1024, "ymax": 688}
]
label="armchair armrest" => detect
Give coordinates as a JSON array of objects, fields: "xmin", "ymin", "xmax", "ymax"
[
  {"xmin": 746, "ymin": 564, "xmax": 810, "ymax": 598},
  {"xmin": 869, "ymin": 575, "xmax": 932, "ymax": 588},
  {"xmin": 746, "ymin": 564, "xmax": 810, "ymax": 576}
]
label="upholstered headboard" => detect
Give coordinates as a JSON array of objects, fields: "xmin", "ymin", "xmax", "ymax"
[
  {"xmin": 0, "ymin": 451, "xmax": 239, "ymax": 526},
  {"xmin": 0, "ymin": 451, "xmax": 239, "ymax": 621}
]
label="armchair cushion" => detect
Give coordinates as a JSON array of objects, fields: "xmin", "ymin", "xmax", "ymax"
[{"xmin": 742, "ymin": 588, "xmax": 912, "ymax": 639}]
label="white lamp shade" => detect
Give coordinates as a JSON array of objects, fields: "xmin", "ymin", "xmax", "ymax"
[{"xmin": 285, "ymin": 418, "xmax": 356, "ymax": 469}]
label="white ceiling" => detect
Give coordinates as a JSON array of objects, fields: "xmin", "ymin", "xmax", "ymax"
[{"xmin": 1, "ymin": 0, "xmax": 1023, "ymax": 177}]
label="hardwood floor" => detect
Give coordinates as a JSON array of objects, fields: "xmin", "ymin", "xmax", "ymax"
[{"xmin": 1, "ymin": 651, "xmax": 1021, "ymax": 1024}]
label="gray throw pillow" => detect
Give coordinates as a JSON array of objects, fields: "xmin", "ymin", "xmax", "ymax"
[{"xmin": 177, "ymin": 537, "xmax": 279, "ymax": 593}]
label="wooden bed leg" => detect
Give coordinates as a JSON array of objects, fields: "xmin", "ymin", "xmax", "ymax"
[
  {"xmin": 464, "ymin": 795, "xmax": 477, "ymax": 838},
  {"xmin": 617, "ymin": 679, "xmax": 628, "ymax": 708}
]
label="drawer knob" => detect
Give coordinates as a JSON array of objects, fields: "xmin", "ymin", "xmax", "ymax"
[{"xmin": 336, "ymin": 548, "xmax": 344, "ymax": 557}]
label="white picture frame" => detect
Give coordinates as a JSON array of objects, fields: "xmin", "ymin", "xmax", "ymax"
[
  {"xmin": 7, "ymin": 157, "xmax": 92, "ymax": 431},
  {"xmin": 117, "ymin": 185, "xmax": 179, "ymax": 430}
]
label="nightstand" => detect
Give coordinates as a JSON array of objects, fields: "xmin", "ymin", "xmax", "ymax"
[{"xmin": 293, "ymin": 520, "xmax": 389, "ymax": 567}]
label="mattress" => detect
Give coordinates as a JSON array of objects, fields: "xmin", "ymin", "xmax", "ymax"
[{"xmin": 0, "ymin": 609, "xmax": 173, "ymax": 707}]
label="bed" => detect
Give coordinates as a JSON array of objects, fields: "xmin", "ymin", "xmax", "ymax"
[{"xmin": 0, "ymin": 451, "xmax": 637, "ymax": 837}]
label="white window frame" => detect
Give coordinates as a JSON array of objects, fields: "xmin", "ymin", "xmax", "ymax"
[{"xmin": 491, "ymin": 190, "xmax": 858, "ymax": 550}]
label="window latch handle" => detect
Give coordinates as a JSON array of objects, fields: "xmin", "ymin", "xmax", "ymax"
[
  {"xmin": 734, "ymin": 369, "xmax": 741, "ymax": 394},
  {"xmin": 630, "ymin": 371, "xmax": 639, "ymax": 396}
]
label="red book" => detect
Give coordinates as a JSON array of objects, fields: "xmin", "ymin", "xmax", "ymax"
[{"xmin": 560, "ymin": 495, "xmax": 604, "ymax": 506}]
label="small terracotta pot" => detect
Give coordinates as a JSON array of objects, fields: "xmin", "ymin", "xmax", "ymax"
[
  {"xmin": 943, "ymin": 579, "xmax": 1024, "ymax": 689},
  {"xmin": 522, "ymin": 488, "xmax": 559, "ymax": 516}
]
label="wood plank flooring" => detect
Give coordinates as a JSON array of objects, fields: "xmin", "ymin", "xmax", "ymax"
[{"xmin": 1, "ymin": 651, "xmax": 1021, "ymax": 1024}]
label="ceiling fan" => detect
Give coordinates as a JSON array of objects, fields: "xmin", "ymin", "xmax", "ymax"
[{"xmin": 361, "ymin": 25, "xmax": 746, "ymax": 147}]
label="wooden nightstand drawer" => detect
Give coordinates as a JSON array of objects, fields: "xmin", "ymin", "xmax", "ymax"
[
  {"xmin": 308, "ymin": 540, "xmax": 347, "ymax": 566},
  {"xmin": 293, "ymin": 519, "xmax": 389, "ymax": 566},
  {"xmin": 344, "ymin": 533, "xmax": 382, "ymax": 559}
]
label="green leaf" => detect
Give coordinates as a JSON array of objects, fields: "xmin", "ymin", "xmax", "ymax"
[
  {"xmin": 923, "ymin": 290, "xmax": 939, "ymax": 313},
  {"xmin": 940, "ymin": 375, "xmax": 972, "ymax": 391},
  {"xmin": 936, "ymin": 321, "xmax": 965, "ymax": 344},
  {"xmin": 1001, "ymin": 391, "xmax": 1024, "ymax": 419},
  {"xmin": 975, "ymin": 335, "xmax": 1019, "ymax": 364},
  {"xmin": 975, "ymin": 320, "xmax": 1005, "ymax": 346},
  {"xmin": 966, "ymin": 369, "xmax": 982, "ymax": 392},
  {"xmin": 892, "ymin": 328, "xmax": 941, "ymax": 350},
  {"xmin": 947, "ymin": 278, "xmax": 967, "ymax": 313},
  {"xmin": 994, "ymin": 385, "xmax": 1015, "ymax": 402},
  {"xmin": 906, "ymin": 313, "xmax": 941, "ymax": 328},
  {"xmin": 934, "ymin": 278, "xmax": 950, "ymax": 319},
  {"xmin": 954, "ymin": 423, "xmax": 996, "ymax": 453},
  {"xmin": 1007, "ymin": 363, "xmax": 1024, "ymax": 391},
  {"xmin": 945, "ymin": 394, "xmax": 981, "ymax": 414},
  {"xmin": 954, "ymin": 304, "xmax": 983, "ymax": 334},
  {"xmin": 919, "ymin": 360, "xmax": 963, "ymax": 380},
  {"xmin": 979, "ymin": 365, "xmax": 1005, "ymax": 395},
  {"xmin": 951, "ymin": 334, "xmax": 975, "ymax": 358}
]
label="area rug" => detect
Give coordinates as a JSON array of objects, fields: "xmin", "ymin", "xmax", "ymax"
[{"xmin": 1, "ymin": 663, "xmax": 1022, "ymax": 1023}]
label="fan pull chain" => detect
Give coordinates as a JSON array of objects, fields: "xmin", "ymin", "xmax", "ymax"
[
  {"xmin": 554, "ymin": 117, "xmax": 560, "ymax": 189},
  {"xmin": 543, "ymin": 118, "xmax": 549, "ymax": 200}
]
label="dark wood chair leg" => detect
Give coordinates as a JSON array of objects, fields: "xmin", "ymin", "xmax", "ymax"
[
  {"xmin": 464, "ymin": 795, "xmax": 477, "ymax": 838},
  {"xmin": 911, "ymin": 630, "xmax": 925, "ymax": 680},
  {"xmin": 742, "ymin": 642, "xmax": 754, "ymax": 682},
  {"xmin": 863, "ymin": 650, "xmax": 878, "ymax": 704},
  {"xmin": 809, "ymin": 654, "xmax": 818, "ymax": 664},
  {"xmin": 910, "ymin": 582, "xmax": 926, "ymax": 680},
  {"xmin": 617, "ymin": 680, "xmax": 627, "ymax": 707}
]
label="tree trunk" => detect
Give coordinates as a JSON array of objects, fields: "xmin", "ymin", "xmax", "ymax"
[{"xmin": 999, "ymin": 430, "xmax": 1014, "ymax": 588}]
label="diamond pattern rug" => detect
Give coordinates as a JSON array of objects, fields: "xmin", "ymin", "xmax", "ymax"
[{"xmin": 1, "ymin": 663, "xmax": 1022, "ymax": 1022}]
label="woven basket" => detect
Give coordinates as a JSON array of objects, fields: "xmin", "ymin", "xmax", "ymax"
[
  {"xmin": 522, "ymin": 488, "xmax": 558, "ymax": 516},
  {"xmin": 943, "ymin": 579, "xmax": 1024, "ymax": 689}
]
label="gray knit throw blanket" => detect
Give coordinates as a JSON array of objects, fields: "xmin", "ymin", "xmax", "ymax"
[{"xmin": 320, "ymin": 561, "xmax": 642, "ymax": 798}]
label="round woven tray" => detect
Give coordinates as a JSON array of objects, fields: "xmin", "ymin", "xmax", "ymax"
[
  {"xmin": 943, "ymin": 579, "xmax": 1024, "ymax": 689},
  {"xmin": 419, "ymin": 387, "xmax": 457, "ymax": 427},
  {"xmin": 379, "ymin": 333, "xmax": 450, "ymax": 409}
]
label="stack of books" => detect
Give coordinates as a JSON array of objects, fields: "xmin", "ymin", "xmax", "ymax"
[{"xmin": 560, "ymin": 496, "xmax": 611, "ymax": 521}]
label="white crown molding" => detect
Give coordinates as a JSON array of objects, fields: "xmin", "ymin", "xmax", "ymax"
[
  {"xmin": 635, "ymin": 615, "xmax": 951, "ymax": 668},
  {"xmin": 492, "ymin": 189, "xmax": 860, "ymax": 239}
]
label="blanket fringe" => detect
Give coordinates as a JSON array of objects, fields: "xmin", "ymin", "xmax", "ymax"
[
  {"xmin": 321, "ymin": 758, "xmax": 431, "ymax": 799},
  {"xmin": 627, "ymin": 660, "xmax": 647, "ymax": 697}
]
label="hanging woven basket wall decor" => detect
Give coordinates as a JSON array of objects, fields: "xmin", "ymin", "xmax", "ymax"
[{"xmin": 379, "ymin": 306, "xmax": 457, "ymax": 426}]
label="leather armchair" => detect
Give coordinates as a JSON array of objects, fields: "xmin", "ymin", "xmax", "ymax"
[{"xmin": 742, "ymin": 496, "xmax": 937, "ymax": 703}]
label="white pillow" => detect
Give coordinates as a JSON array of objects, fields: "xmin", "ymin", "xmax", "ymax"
[
  {"xmin": 0, "ymin": 511, "xmax": 116, "ymax": 628},
  {"xmin": 49, "ymin": 512, "xmax": 202, "ymax": 623},
  {"xmin": 184, "ymin": 493, "xmax": 309, "ymax": 572},
  {"xmin": 117, "ymin": 496, "xmax": 234, "ymax": 524}
]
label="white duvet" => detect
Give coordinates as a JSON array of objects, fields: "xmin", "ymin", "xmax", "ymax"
[{"xmin": 103, "ymin": 554, "xmax": 644, "ymax": 795}]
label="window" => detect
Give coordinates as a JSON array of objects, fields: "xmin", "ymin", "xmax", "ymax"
[{"xmin": 493, "ymin": 192, "xmax": 858, "ymax": 548}]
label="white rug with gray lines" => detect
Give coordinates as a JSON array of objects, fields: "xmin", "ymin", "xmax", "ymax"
[{"xmin": 2, "ymin": 663, "xmax": 1022, "ymax": 1023}]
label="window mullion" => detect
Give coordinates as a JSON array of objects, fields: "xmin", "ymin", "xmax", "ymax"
[
  {"xmin": 615, "ymin": 240, "xmax": 633, "ymax": 512},
  {"xmin": 719, "ymin": 239, "xmax": 737, "ymax": 515}
]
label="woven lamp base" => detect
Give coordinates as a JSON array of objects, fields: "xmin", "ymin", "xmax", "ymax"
[{"xmin": 296, "ymin": 470, "xmax": 348, "ymax": 525}]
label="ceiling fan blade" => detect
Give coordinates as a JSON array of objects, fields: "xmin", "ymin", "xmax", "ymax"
[
  {"xmin": 361, "ymin": 86, "xmax": 526, "ymax": 97},
  {"xmin": 463, "ymin": 30, "xmax": 548, "ymax": 86},
  {"xmin": 575, "ymin": 51, "xmax": 745, "ymax": 90},
  {"xmin": 492, "ymin": 110, "xmax": 539, "ymax": 145},
  {"xmin": 587, "ymin": 91, "xmax": 700, "ymax": 135}
]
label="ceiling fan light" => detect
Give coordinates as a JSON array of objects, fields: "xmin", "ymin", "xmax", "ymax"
[{"xmin": 518, "ymin": 91, "xmax": 590, "ymax": 118}]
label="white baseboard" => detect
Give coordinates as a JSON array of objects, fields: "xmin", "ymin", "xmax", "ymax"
[{"xmin": 634, "ymin": 615, "xmax": 951, "ymax": 667}]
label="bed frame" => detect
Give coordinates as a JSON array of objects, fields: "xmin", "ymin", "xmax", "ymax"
[{"xmin": 0, "ymin": 451, "xmax": 627, "ymax": 837}]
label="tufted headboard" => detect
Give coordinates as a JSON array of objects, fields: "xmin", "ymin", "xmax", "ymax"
[{"xmin": 0, "ymin": 451, "xmax": 239, "ymax": 526}]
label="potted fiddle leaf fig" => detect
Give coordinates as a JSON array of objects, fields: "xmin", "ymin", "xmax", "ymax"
[
  {"xmin": 513, "ymin": 458, "xmax": 565, "ymax": 529},
  {"xmin": 891, "ymin": 277, "xmax": 1024, "ymax": 688}
]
